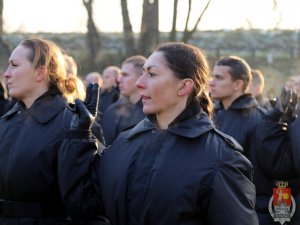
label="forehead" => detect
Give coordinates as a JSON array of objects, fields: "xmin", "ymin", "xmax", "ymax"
[
  {"xmin": 10, "ymin": 45, "xmax": 31, "ymax": 61},
  {"xmin": 103, "ymin": 69, "xmax": 115, "ymax": 78},
  {"xmin": 121, "ymin": 62, "xmax": 135, "ymax": 72},
  {"xmin": 144, "ymin": 51, "xmax": 165, "ymax": 68},
  {"xmin": 212, "ymin": 65, "xmax": 231, "ymax": 77}
]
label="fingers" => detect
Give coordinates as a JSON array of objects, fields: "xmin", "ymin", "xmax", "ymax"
[
  {"xmin": 85, "ymin": 83, "xmax": 93, "ymax": 105},
  {"xmin": 75, "ymin": 99, "xmax": 88, "ymax": 115},
  {"xmin": 86, "ymin": 83, "xmax": 100, "ymax": 116}
]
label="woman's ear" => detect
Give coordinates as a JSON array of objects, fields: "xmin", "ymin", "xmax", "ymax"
[
  {"xmin": 178, "ymin": 79, "xmax": 194, "ymax": 96},
  {"xmin": 35, "ymin": 66, "xmax": 48, "ymax": 82}
]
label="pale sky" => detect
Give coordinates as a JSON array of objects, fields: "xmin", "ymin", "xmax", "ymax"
[{"xmin": 3, "ymin": 0, "xmax": 300, "ymax": 33}]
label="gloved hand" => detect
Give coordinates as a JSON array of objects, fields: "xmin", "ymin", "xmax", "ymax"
[
  {"xmin": 267, "ymin": 87, "xmax": 298, "ymax": 124},
  {"xmin": 70, "ymin": 83, "xmax": 100, "ymax": 131}
]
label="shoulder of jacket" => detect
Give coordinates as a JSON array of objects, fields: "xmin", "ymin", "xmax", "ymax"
[{"xmin": 213, "ymin": 128, "xmax": 244, "ymax": 153}]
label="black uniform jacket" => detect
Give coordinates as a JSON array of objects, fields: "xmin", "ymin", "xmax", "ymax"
[
  {"xmin": 0, "ymin": 89, "xmax": 72, "ymax": 225},
  {"xmin": 59, "ymin": 102, "xmax": 258, "ymax": 225},
  {"xmin": 213, "ymin": 94, "xmax": 281, "ymax": 212},
  {"xmin": 100, "ymin": 97, "xmax": 145, "ymax": 145}
]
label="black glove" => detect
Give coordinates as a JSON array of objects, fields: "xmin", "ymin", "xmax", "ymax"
[
  {"xmin": 70, "ymin": 83, "xmax": 100, "ymax": 131},
  {"xmin": 265, "ymin": 88, "xmax": 298, "ymax": 123}
]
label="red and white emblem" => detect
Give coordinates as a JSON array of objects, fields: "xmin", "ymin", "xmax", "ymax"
[{"xmin": 269, "ymin": 181, "xmax": 296, "ymax": 225}]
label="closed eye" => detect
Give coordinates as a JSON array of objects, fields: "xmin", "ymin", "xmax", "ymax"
[{"xmin": 149, "ymin": 72, "xmax": 156, "ymax": 77}]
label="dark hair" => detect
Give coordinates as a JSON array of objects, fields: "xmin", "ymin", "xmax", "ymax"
[
  {"xmin": 215, "ymin": 56, "xmax": 252, "ymax": 92},
  {"xmin": 155, "ymin": 42, "xmax": 213, "ymax": 117}
]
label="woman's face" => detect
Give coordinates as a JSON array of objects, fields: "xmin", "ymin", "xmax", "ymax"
[
  {"xmin": 136, "ymin": 51, "xmax": 183, "ymax": 115},
  {"xmin": 4, "ymin": 45, "xmax": 38, "ymax": 100}
]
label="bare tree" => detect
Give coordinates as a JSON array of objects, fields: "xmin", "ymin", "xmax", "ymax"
[
  {"xmin": 271, "ymin": 0, "xmax": 282, "ymax": 30},
  {"xmin": 0, "ymin": 0, "xmax": 10, "ymax": 66},
  {"xmin": 181, "ymin": 0, "xmax": 212, "ymax": 43},
  {"xmin": 169, "ymin": 0, "xmax": 179, "ymax": 41},
  {"xmin": 120, "ymin": 0, "xmax": 136, "ymax": 57},
  {"xmin": 138, "ymin": 0, "xmax": 159, "ymax": 56},
  {"xmin": 82, "ymin": 0, "xmax": 101, "ymax": 70}
]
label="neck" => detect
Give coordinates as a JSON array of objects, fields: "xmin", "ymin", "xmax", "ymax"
[
  {"xmin": 22, "ymin": 86, "xmax": 49, "ymax": 108},
  {"xmin": 156, "ymin": 99, "xmax": 187, "ymax": 129},
  {"xmin": 221, "ymin": 92, "xmax": 243, "ymax": 109},
  {"xmin": 104, "ymin": 86, "xmax": 112, "ymax": 93}
]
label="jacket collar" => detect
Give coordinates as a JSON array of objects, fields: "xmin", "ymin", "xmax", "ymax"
[
  {"xmin": 1, "ymin": 88, "xmax": 66, "ymax": 123},
  {"xmin": 214, "ymin": 93, "xmax": 258, "ymax": 110},
  {"xmin": 126, "ymin": 99, "xmax": 214, "ymax": 139}
]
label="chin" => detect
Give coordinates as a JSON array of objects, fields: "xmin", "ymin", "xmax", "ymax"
[
  {"xmin": 9, "ymin": 91, "xmax": 21, "ymax": 100},
  {"xmin": 142, "ymin": 106, "xmax": 155, "ymax": 115},
  {"xmin": 210, "ymin": 94, "xmax": 219, "ymax": 100}
]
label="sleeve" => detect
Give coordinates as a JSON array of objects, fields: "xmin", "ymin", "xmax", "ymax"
[
  {"xmin": 58, "ymin": 136, "xmax": 105, "ymax": 218},
  {"xmin": 256, "ymin": 121, "xmax": 296, "ymax": 178},
  {"xmin": 208, "ymin": 149, "xmax": 259, "ymax": 225},
  {"xmin": 290, "ymin": 117, "xmax": 300, "ymax": 175}
]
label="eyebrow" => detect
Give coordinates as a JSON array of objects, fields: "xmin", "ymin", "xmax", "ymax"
[{"xmin": 143, "ymin": 65, "xmax": 158, "ymax": 71}]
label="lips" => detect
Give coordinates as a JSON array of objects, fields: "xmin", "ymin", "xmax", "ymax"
[
  {"xmin": 141, "ymin": 95, "xmax": 150, "ymax": 102},
  {"xmin": 6, "ymin": 83, "xmax": 12, "ymax": 89}
]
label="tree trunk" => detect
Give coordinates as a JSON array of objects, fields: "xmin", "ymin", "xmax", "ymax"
[
  {"xmin": 169, "ymin": 0, "xmax": 179, "ymax": 42},
  {"xmin": 82, "ymin": 0, "xmax": 101, "ymax": 71},
  {"xmin": 138, "ymin": 0, "xmax": 159, "ymax": 56},
  {"xmin": 0, "ymin": 0, "xmax": 10, "ymax": 69},
  {"xmin": 120, "ymin": 0, "xmax": 136, "ymax": 57},
  {"xmin": 182, "ymin": 0, "xmax": 211, "ymax": 43}
]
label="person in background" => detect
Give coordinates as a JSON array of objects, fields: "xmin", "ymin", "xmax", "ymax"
[
  {"xmin": 58, "ymin": 42, "xmax": 258, "ymax": 225},
  {"xmin": 208, "ymin": 55, "xmax": 279, "ymax": 225},
  {"xmin": 0, "ymin": 38, "xmax": 78, "ymax": 224},
  {"xmin": 84, "ymin": 71, "xmax": 103, "ymax": 88},
  {"xmin": 249, "ymin": 69, "xmax": 271, "ymax": 108},
  {"xmin": 63, "ymin": 53, "xmax": 86, "ymax": 102},
  {"xmin": 100, "ymin": 56, "xmax": 145, "ymax": 145},
  {"xmin": 99, "ymin": 66, "xmax": 120, "ymax": 113},
  {"xmin": 255, "ymin": 86, "xmax": 300, "ymax": 225},
  {"xmin": 0, "ymin": 74, "xmax": 9, "ymax": 116},
  {"xmin": 285, "ymin": 75, "xmax": 297, "ymax": 92}
]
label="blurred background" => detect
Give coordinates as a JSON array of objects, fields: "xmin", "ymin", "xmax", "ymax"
[{"xmin": 0, "ymin": 0, "xmax": 300, "ymax": 97}]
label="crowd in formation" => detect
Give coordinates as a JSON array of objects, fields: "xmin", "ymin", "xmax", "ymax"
[{"xmin": 0, "ymin": 38, "xmax": 300, "ymax": 225}]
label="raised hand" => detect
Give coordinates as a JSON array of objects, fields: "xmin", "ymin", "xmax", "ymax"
[
  {"xmin": 268, "ymin": 87, "xmax": 298, "ymax": 124},
  {"xmin": 70, "ymin": 83, "xmax": 100, "ymax": 131}
]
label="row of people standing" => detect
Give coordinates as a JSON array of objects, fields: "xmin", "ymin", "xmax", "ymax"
[
  {"xmin": 0, "ymin": 38, "xmax": 258, "ymax": 225},
  {"xmin": 1, "ymin": 37, "xmax": 299, "ymax": 225}
]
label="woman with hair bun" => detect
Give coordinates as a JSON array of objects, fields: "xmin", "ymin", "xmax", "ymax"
[
  {"xmin": 0, "ymin": 38, "xmax": 87, "ymax": 224},
  {"xmin": 59, "ymin": 42, "xmax": 258, "ymax": 225}
]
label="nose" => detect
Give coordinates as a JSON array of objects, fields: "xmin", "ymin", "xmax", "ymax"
[
  {"xmin": 117, "ymin": 75, "xmax": 123, "ymax": 84},
  {"xmin": 135, "ymin": 75, "xmax": 145, "ymax": 89},
  {"xmin": 208, "ymin": 78, "xmax": 215, "ymax": 87},
  {"xmin": 3, "ymin": 67, "xmax": 11, "ymax": 79}
]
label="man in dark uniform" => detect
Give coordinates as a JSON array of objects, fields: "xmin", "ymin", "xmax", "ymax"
[
  {"xmin": 208, "ymin": 56, "xmax": 281, "ymax": 225},
  {"xmin": 100, "ymin": 55, "xmax": 146, "ymax": 146}
]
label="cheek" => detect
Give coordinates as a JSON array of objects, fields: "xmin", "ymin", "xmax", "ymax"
[
  {"xmin": 154, "ymin": 83, "xmax": 177, "ymax": 102},
  {"xmin": 217, "ymin": 81, "xmax": 230, "ymax": 90}
]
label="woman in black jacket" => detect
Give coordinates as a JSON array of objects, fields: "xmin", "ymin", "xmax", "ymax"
[
  {"xmin": 59, "ymin": 42, "xmax": 259, "ymax": 225},
  {"xmin": 0, "ymin": 38, "xmax": 86, "ymax": 225}
]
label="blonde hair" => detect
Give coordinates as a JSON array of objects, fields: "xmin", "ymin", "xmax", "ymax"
[
  {"xmin": 63, "ymin": 53, "xmax": 86, "ymax": 102},
  {"xmin": 21, "ymin": 38, "xmax": 79, "ymax": 103}
]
